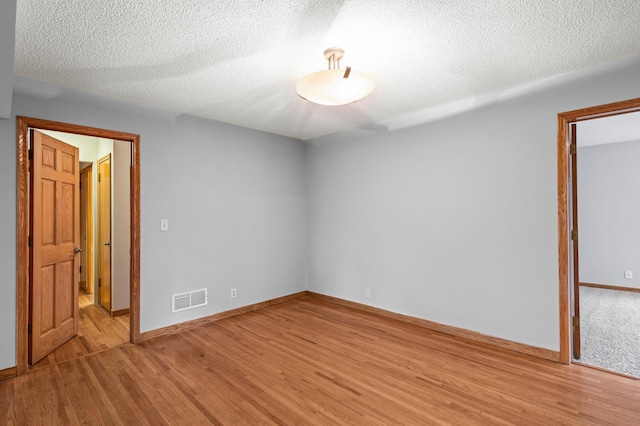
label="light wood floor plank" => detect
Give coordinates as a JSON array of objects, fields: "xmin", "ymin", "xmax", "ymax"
[
  {"xmin": 30, "ymin": 292, "xmax": 129, "ymax": 370},
  {"xmin": 2, "ymin": 296, "xmax": 639, "ymax": 424}
]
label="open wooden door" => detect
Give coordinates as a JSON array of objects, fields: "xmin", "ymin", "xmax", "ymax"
[
  {"xmin": 98, "ymin": 154, "xmax": 112, "ymax": 312},
  {"xmin": 570, "ymin": 123, "xmax": 581, "ymax": 360},
  {"xmin": 29, "ymin": 130, "xmax": 80, "ymax": 365}
]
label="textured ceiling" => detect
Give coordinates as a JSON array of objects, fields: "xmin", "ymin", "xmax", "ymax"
[{"xmin": 13, "ymin": 0, "xmax": 640, "ymax": 140}]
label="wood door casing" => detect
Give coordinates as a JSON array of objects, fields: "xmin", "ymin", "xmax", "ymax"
[
  {"xmin": 98, "ymin": 155, "xmax": 112, "ymax": 312},
  {"xmin": 557, "ymin": 98, "xmax": 640, "ymax": 364},
  {"xmin": 29, "ymin": 130, "xmax": 80, "ymax": 365}
]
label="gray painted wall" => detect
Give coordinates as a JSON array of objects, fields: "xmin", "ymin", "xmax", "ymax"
[
  {"xmin": 306, "ymin": 56, "xmax": 640, "ymax": 352},
  {"xmin": 0, "ymin": 81, "xmax": 307, "ymax": 369},
  {"xmin": 578, "ymin": 140, "xmax": 640, "ymax": 289},
  {"xmin": 0, "ymin": 0, "xmax": 16, "ymax": 118}
]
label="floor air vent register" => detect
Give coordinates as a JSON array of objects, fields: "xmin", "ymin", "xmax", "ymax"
[{"xmin": 172, "ymin": 288, "xmax": 208, "ymax": 313}]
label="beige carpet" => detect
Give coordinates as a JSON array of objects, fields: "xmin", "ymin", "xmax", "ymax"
[{"xmin": 579, "ymin": 286, "xmax": 640, "ymax": 378}]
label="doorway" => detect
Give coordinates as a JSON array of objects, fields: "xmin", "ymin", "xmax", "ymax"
[
  {"xmin": 16, "ymin": 116, "xmax": 141, "ymax": 375},
  {"xmin": 572, "ymin": 112, "xmax": 640, "ymax": 377},
  {"xmin": 557, "ymin": 98, "xmax": 640, "ymax": 366},
  {"xmin": 27, "ymin": 132, "xmax": 129, "ymax": 368}
]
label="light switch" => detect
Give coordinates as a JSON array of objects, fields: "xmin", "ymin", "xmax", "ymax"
[
  {"xmin": 160, "ymin": 219, "xmax": 169, "ymax": 231},
  {"xmin": 625, "ymin": 270, "xmax": 633, "ymax": 279}
]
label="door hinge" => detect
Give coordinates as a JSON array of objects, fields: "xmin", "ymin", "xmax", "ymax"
[
  {"xmin": 28, "ymin": 323, "xmax": 32, "ymax": 334},
  {"xmin": 28, "ymin": 236, "xmax": 32, "ymax": 247},
  {"xmin": 571, "ymin": 230, "xmax": 578, "ymax": 241},
  {"xmin": 573, "ymin": 316, "xmax": 580, "ymax": 327},
  {"xmin": 98, "ymin": 278, "xmax": 101, "ymax": 287},
  {"xmin": 79, "ymin": 181, "xmax": 82, "ymax": 189},
  {"xmin": 79, "ymin": 265, "xmax": 82, "ymax": 274},
  {"xmin": 569, "ymin": 144, "xmax": 577, "ymax": 155},
  {"xmin": 98, "ymin": 173, "xmax": 101, "ymax": 182}
]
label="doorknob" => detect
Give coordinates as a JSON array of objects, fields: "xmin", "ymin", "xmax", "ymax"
[
  {"xmin": 74, "ymin": 247, "xmax": 83, "ymax": 254},
  {"xmin": 103, "ymin": 242, "xmax": 111, "ymax": 246}
]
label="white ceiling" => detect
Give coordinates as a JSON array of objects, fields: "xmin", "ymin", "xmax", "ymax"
[{"xmin": 13, "ymin": 1, "xmax": 640, "ymax": 141}]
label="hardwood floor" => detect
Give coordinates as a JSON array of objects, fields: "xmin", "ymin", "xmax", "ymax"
[
  {"xmin": 2, "ymin": 296, "xmax": 639, "ymax": 424},
  {"xmin": 29, "ymin": 292, "xmax": 129, "ymax": 370}
]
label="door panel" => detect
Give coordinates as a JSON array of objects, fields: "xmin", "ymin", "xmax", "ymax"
[
  {"xmin": 61, "ymin": 182, "xmax": 75, "ymax": 241},
  {"xmin": 29, "ymin": 130, "xmax": 80, "ymax": 365},
  {"xmin": 98, "ymin": 155, "xmax": 112, "ymax": 312},
  {"xmin": 40, "ymin": 266, "xmax": 55, "ymax": 332}
]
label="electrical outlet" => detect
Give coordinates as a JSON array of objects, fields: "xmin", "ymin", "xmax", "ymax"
[
  {"xmin": 160, "ymin": 219, "xmax": 169, "ymax": 231},
  {"xmin": 625, "ymin": 270, "xmax": 633, "ymax": 279},
  {"xmin": 365, "ymin": 288, "xmax": 371, "ymax": 299},
  {"xmin": 230, "ymin": 288, "xmax": 237, "ymax": 298}
]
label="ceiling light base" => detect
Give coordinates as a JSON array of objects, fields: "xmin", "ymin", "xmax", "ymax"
[{"xmin": 323, "ymin": 47, "xmax": 345, "ymax": 61}]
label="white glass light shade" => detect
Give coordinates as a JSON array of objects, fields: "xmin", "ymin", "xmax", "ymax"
[{"xmin": 296, "ymin": 68, "xmax": 375, "ymax": 106}]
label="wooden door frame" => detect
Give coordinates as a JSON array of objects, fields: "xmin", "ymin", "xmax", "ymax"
[
  {"xmin": 557, "ymin": 98, "xmax": 640, "ymax": 364},
  {"xmin": 16, "ymin": 116, "xmax": 141, "ymax": 375}
]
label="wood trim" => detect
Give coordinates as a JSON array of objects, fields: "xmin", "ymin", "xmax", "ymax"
[
  {"xmin": 16, "ymin": 117, "xmax": 29, "ymax": 375},
  {"xmin": 111, "ymin": 308, "xmax": 130, "ymax": 317},
  {"xmin": 308, "ymin": 292, "xmax": 560, "ymax": 363},
  {"xmin": 580, "ymin": 282, "xmax": 640, "ymax": 294},
  {"xmin": 0, "ymin": 366, "xmax": 17, "ymax": 382},
  {"xmin": 16, "ymin": 116, "xmax": 141, "ymax": 374},
  {"xmin": 557, "ymin": 98, "xmax": 640, "ymax": 366},
  {"xmin": 130, "ymin": 133, "xmax": 141, "ymax": 344},
  {"xmin": 139, "ymin": 292, "xmax": 309, "ymax": 342},
  {"xmin": 18, "ymin": 117, "xmax": 143, "ymax": 142},
  {"xmin": 557, "ymin": 114, "xmax": 570, "ymax": 364},
  {"xmin": 558, "ymin": 98, "xmax": 640, "ymax": 122}
]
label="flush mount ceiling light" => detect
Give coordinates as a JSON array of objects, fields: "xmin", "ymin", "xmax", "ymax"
[{"xmin": 296, "ymin": 47, "xmax": 375, "ymax": 106}]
